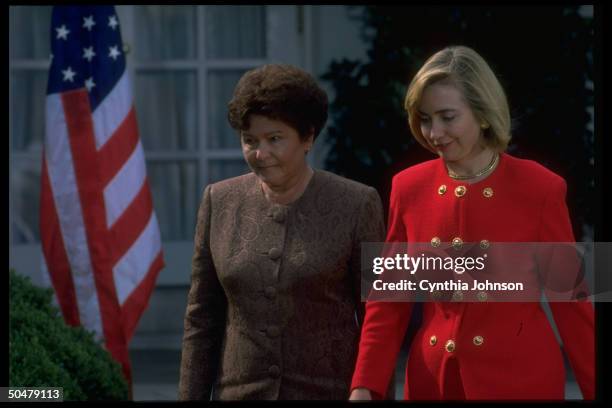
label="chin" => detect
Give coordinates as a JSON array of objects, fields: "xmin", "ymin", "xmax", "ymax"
[
  {"xmin": 439, "ymin": 147, "xmax": 466, "ymax": 163},
  {"xmin": 438, "ymin": 152, "xmax": 458, "ymax": 162},
  {"xmin": 257, "ymin": 172, "xmax": 284, "ymax": 186}
]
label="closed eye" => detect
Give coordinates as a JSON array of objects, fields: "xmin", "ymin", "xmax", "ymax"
[{"xmin": 242, "ymin": 137, "xmax": 256, "ymax": 146}]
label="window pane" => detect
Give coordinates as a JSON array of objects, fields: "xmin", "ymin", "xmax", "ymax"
[
  {"xmin": 205, "ymin": 6, "xmax": 266, "ymax": 59},
  {"xmin": 207, "ymin": 70, "xmax": 247, "ymax": 149},
  {"xmin": 9, "ymin": 6, "xmax": 52, "ymax": 60},
  {"xmin": 11, "ymin": 159, "xmax": 41, "ymax": 244},
  {"xmin": 135, "ymin": 71, "xmax": 198, "ymax": 151},
  {"xmin": 209, "ymin": 159, "xmax": 250, "ymax": 184},
  {"xmin": 10, "ymin": 71, "xmax": 47, "ymax": 152},
  {"xmin": 134, "ymin": 6, "xmax": 196, "ymax": 60},
  {"xmin": 147, "ymin": 161, "xmax": 198, "ymax": 241}
]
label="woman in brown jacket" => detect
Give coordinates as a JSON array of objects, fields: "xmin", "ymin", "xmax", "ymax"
[{"xmin": 177, "ymin": 64, "xmax": 386, "ymax": 400}]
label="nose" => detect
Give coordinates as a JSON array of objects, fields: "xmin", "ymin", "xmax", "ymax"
[
  {"xmin": 427, "ymin": 121, "xmax": 444, "ymax": 144},
  {"xmin": 255, "ymin": 145, "xmax": 270, "ymax": 161}
]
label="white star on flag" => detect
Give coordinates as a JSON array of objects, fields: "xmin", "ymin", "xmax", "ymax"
[
  {"xmin": 85, "ymin": 77, "xmax": 96, "ymax": 92},
  {"xmin": 83, "ymin": 15, "xmax": 96, "ymax": 31},
  {"xmin": 83, "ymin": 46, "xmax": 96, "ymax": 62},
  {"xmin": 62, "ymin": 67, "xmax": 76, "ymax": 82},
  {"xmin": 108, "ymin": 15, "xmax": 119, "ymax": 30},
  {"xmin": 56, "ymin": 25, "xmax": 70, "ymax": 40},
  {"xmin": 108, "ymin": 45, "xmax": 121, "ymax": 60}
]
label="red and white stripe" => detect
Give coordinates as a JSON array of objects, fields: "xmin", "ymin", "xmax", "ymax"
[{"xmin": 41, "ymin": 70, "xmax": 164, "ymax": 352}]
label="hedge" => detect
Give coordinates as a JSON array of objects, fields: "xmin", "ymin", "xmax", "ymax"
[{"xmin": 9, "ymin": 269, "xmax": 128, "ymax": 400}]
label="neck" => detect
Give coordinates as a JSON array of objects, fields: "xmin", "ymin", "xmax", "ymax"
[
  {"xmin": 262, "ymin": 166, "xmax": 314, "ymax": 205},
  {"xmin": 445, "ymin": 147, "xmax": 496, "ymax": 179}
]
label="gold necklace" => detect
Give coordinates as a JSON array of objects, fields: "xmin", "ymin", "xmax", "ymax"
[{"xmin": 447, "ymin": 153, "xmax": 499, "ymax": 180}]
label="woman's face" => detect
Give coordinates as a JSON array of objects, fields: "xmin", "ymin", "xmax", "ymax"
[
  {"xmin": 418, "ymin": 81, "xmax": 485, "ymax": 163},
  {"xmin": 241, "ymin": 114, "xmax": 313, "ymax": 188}
]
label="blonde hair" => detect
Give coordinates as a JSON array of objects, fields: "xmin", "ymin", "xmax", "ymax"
[{"xmin": 404, "ymin": 46, "xmax": 511, "ymax": 153}]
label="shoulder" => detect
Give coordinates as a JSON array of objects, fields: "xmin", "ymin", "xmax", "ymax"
[
  {"xmin": 203, "ymin": 172, "xmax": 257, "ymax": 202},
  {"xmin": 315, "ymin": 169, "xmax": 379, "ymax": 197},
  {"xmin": 391, "ymin": 158, "xmax": 439, "ymax": 190},
  {"xmin": 311, "ymin": 170, "xmax": 383, "ymax": 217},
  {"xmin": 502, "ymin": 154, "xmax": 567, "ymax": 194},
  {"xmin": 312, "ymin": 171, "xmax": 384, "ymax": 235}
]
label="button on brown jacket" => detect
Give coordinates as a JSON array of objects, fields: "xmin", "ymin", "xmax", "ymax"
[{"xmin": 178, "ymin": 169, "xmax": 385, "ymax": 400}]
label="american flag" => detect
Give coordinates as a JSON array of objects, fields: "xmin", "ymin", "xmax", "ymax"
[{"xmin": 40, "ymin": 5, "xmax": 164, "ymax": 389}]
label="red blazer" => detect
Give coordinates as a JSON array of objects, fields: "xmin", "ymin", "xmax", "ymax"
[{"xmin": 351, "ymin": 153, "xmax": 594, "ymax": 400}]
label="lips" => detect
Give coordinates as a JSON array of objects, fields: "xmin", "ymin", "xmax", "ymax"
[
  {"xmin": 256, "ymin": 164, "xmax": 277, "ymax": 170},
  {"xmin": 434, "ymin": 141, "xmax": 453, "ymax": 150}
]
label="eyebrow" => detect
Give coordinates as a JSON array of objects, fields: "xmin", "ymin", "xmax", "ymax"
[
  {"xmin": 241, "ymin": 130, "xmax": 282, "ymax": 137},
  {"xmin": 417, "ymin": 109, "xmax": 457, "ymax": 115}
]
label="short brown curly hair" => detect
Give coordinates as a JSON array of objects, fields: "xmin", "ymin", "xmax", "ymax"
[{"xmin": 227, "ymin": 64, "xmax": 328, "ymax": 141}]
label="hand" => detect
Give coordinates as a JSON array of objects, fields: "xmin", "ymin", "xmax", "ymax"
[{"xmin": 349, "ymin": 388, "xmax": 373, "ymax": 401}]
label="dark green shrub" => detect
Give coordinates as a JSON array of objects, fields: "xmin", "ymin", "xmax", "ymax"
[{"xmin": 9, "ymin": 269, "xmax": 129, "ymax": 401}]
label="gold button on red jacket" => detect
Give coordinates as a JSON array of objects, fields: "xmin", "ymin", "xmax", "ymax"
[{"xmin": 351, "ymin": 153, "xmax": 595, "ymax": 400}]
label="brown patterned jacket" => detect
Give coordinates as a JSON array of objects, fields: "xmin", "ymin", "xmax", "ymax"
[{"xmin": 178, "ymin": 169, "xmax": 385, "ymax": 400}]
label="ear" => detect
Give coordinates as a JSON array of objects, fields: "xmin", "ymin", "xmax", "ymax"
[{"xmin": 305, "ymin": 127, "xmax": 315, "ymax": 150}]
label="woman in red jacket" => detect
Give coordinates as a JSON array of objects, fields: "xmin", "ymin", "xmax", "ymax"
[{"xmin": 349, "ymin": 46, "xmax": 594, "ymax": 400}]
